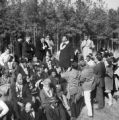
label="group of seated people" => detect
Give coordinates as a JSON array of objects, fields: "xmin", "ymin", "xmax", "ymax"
[{"xmin": 0, "ymin": 47, "xmax": 119, "ymax": 120}]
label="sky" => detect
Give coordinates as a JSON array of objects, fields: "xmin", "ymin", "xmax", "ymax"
[
  {"xmin": 71, "ymin": 0, "xmax": 119, "ymax": 10},
  {"xmin": 103, "ymin": 0, "xmax": 119, "ymax": 9}
]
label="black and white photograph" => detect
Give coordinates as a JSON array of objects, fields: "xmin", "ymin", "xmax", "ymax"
[{"xmin": 0, "ymin": 0, "xmax": 119, "ymax": 120}]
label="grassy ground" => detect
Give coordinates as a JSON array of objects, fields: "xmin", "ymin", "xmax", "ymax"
[{"xmin": 77, "ymin": 92, "xmax": 119, "ymax": 120}]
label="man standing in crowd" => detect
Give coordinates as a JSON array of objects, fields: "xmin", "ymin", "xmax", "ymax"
[
  {"xmin": 45, "ymin": 35, "xmax": 54, "ymax": 55},
  {"xmin": 59, "ymin": 35, "xmax": 74, "ymax": 70},
  {"xmin": 81, "ymin": 34, "xmax": 95, "ymax": 60},
  {"xmin": 35, "ymin": 37, "xmax": 48, "ymax": 61},
  {"xmin": 14, "ymin": 38, "xmax": 23, "ymax": 63},
  {"xmin": 94, "ymin": 54, "xmax": 106, "ymax": 110},
  {"xmin": 22, "ymin": 34, "xmax": 34, "ymax": 61}
]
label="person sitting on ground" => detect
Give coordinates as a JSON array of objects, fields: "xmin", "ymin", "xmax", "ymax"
[
  {"xmin": 21, "ymin": 102, "xmax": 46, "ymax": 120},
  {"xmin": 40, "ymin": 78, "xmax": 68, "ymax": 120},
  {"xmin": 9, "ymin": 73, "xmax": 32, "ymax": 120}
]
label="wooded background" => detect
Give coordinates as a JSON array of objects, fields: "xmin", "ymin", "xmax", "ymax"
[{"xmin": 0, "ymin": 0, "xmax": 119, "ymax": 52}]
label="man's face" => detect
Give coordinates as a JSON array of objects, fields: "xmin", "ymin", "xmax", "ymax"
[
  {"xmin": 25, "ymin": 103, "xmax": 32, "ymax": 113},
  {"xmin": 41, "ymin": 38, "xmax": 45, "ymax": 43},
  {"xmin": 45, "ymin": 35, "xmax": 50, "ymax": 40},
  {"xmin": 17, "ymin": 74, "xmax": 23, "ymax": 85},
  {"xmin": 84, "ymin": 35, "xmax": 88, "ymax": 40},
  {"xmin": 62, "ymin": 36, "xmax": 67, "ymax": 43},
  {"xmin": 51, "ymin": 71, "xmax": 56, "ymax": 77},
  {"xmin": 5, "ymin": 49, "xmax": 10, "ymax": 54},
  {"xmin": 37, "ymin": 67, "xmax": 43, "ymax": 75}
]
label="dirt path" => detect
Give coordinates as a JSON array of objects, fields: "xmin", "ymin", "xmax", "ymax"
[{"xmin": 77, "ymin": 97, "xmax": 119, "ymax": 120}]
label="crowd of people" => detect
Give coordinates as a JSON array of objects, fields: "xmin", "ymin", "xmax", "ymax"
[{"xmin": 0, "ymin": 33, "xmax": 119, "ymax": 120}]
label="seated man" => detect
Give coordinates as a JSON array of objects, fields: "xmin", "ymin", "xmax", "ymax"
[
  {"xmin": 40, "ymin": 78, "xmax": 68, "ymax": 120},
  {"xmin": 21, "ymin": 102, "xmax": 46, "ymax": 120},
  {"xmin": 9, "ymin": 73, "xmax": 32, "ymax": 120}
]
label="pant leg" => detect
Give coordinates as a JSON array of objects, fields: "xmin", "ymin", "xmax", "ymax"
[
  {"xmin": 69, "ymin": 95, "xmax": 77, "ymax": 118},
  {"xmin": 84, "ymin": 90, "xmax": 92, "ymax": 116},
  {"xmin": 115, "ymin": 77, "xmax": 119, "ymax": 90},
  {"xmin": 96, "ymin": 86, "xmax": 104, "ymax": 108},
  {"xmin": 58, "ymin": 104, "xmax": 67, "ymax": 120}
]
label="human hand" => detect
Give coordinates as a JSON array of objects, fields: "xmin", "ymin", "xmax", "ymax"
[{"xmin": 17, "ymin": 102, "xmax": 24, "ymax": 107}]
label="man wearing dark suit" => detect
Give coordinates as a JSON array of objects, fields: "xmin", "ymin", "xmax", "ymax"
[
  {"xmin": 14, "ymin": 38, "xmax": 23, "ymax": 63},
  {"xmin": 21, "ymin": 102, "xmax": 46, "ymax": 120},
  {"xmin": 22, "ymin": 34, "xmax": 34, "ymax": 61},
  {"xmin": 93, "ymin": 54, "xmax": 106, "ymax": 109},
  {"xmin": 9, "ymin": 73, "xmax": 32, "ymax": 120},
  {"xmin": 59, "ymin": 36, "xmax": 74, "ymax": 70},
  {"xmin": 16, "ymin": 58, "xmax": 28, "ymax": 80},
  {"xmin": 35, "ymin": 37, "xmax": 48, "ymax": 61}
]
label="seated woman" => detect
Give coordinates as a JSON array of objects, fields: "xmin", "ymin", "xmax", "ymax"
[
  {"xmin": 49, "ymin": 69, "xmax": 70, "ymax": 114},
  {"xmin": 9, "ymin": 73, "xmax": 32, "ymax": 120},
  {"xmin": 40, "ymin": 78, "xmax": 68, "ymax": 120}
]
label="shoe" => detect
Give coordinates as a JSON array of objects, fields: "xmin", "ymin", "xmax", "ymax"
[
  {"xmin": 88, "ymin": 115, "xmax": 93, "ymax": 118},
  {"xmin": 70, "ymin": 117, "xmax": 77, "ymax": 120},
  {"xmin": 95, "ymin": 107, "xmax": 104, "ymax": 110}
]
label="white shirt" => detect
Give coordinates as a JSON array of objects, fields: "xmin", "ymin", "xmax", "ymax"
[
  {"xmin": 43, "ymin": 87, "xmax": 53, "ymax": 97},
  {"xmin": 87, "ymin": 60, "xmax": 96, "ymax": 67},
  {"xmin": 60, "ymin": 41, "xmax": 69, "ymax": 50},
  {"xmin": 0, "ymin": 53, "xmax": 10, "ymax": 66},
  {"xmin": 81, "ymin": 39, "xmax": 95, "ymax": 49},
  {"xmin": 20, "ymin": 63, "xmax": 28, "ymax": 75},
  {"xmin": 0, "ymin": 100, "xmax": 9, "ymax": 118}
]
